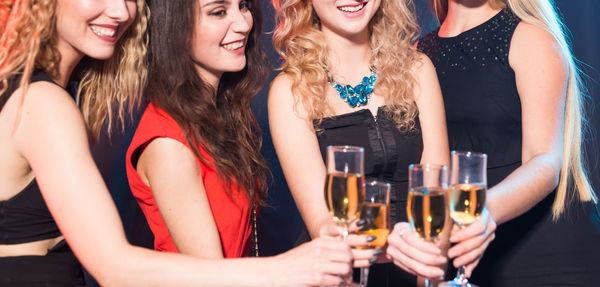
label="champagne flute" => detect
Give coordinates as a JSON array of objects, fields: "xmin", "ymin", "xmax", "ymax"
[
  {"xmin": 407, "ymin": 164, "xmax": 448, "ymax": 287},
  {"xmin": 355, "ymin": 180, "xmax": 390, "ymax": 287},
  {"xmin": 440, "ymin": 151, "xmax": 487, "ymax": 287},
  {"xmin": 324, "ymin": 145, "xmax": 366, "ymax": 240}
]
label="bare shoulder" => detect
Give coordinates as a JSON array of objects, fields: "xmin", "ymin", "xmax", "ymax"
[
  {"xmin": 138, "ymin": 136, "xmax": 200, "ymax": 184},
  {"xmin": 510, "ymin": 21, "xmax": 566, "ymax": 70},
  {"xmin": 268, "ymin": 72, "xmax": 297, "ymax": 111},
  {"xmin": 412, "ymin": 52, "xmax": 437, "ymax": 78}
]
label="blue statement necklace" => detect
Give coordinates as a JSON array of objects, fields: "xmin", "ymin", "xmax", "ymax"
[{"xmin": 327, "ymin": 66, "xmax": 377, "ymax": 108}]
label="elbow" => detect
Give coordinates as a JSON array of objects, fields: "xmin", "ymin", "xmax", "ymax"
[{"xmin": 81, "ymin": 245, "xmax": 131, "ymax": 286}]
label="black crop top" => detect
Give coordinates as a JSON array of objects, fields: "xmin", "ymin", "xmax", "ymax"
[{"xmin": 0, "ymin": 70, "xmax": 63, "ymax": 244}]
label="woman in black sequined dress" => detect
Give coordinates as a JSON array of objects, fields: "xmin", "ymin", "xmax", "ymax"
[{"xmin": 418, "ymin": 0, "xmax": 600, "ymax": 285}]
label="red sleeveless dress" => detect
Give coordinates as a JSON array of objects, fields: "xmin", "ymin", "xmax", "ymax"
[{"xmin": 126, "ymin": 104, "xmax": 252, "ymax": 257}]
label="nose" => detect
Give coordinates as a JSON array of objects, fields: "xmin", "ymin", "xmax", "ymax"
[
  {"xmin": 105, "ymin": 0, "xmax": 133, "ymax": 23},
  {"xmin": 230, "ymin": 8, "xmax": 252, "ymax": 34}
]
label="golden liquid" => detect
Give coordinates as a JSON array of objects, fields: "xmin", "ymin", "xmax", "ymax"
[
  {"xmin": 407, "ymin": 187, "xmax": 446, "ymax": 241},
  {"xmin": 449, "ymin": 184, "xmax": 486, "ymax": 226},
  {"xmin": 355, "ymin": 202, "xmax": 390, "ymax": 249},
  {"xmin": 324, "ymin": 172, "xmax": 365, "ymax": 224}
]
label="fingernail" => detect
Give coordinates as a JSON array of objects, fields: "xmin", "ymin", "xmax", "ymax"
[
  {"xmin": 369, "ymin": 257, "xmax": 378, "ymax": 264},
  {"xmin": 372, "ymin": 249, "xmax": 383, "ymax": 256},
  {"xmin": 356, "ymin": 219, "xmax": 366, "ymax": 227},
  {"xmin": 437, "ymin": 256, "xmax": 447, "ymax": 264},
  {"xmin": 366, "ymin": 235, "xmax": 376, "ymax": 242}
]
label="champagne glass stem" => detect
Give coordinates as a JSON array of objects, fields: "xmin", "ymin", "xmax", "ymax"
[
  {"xmin": 425, "ymin": 278, "xmax": 433, "ymax": 287},
  {"xmin": 341, "ymin": 223, "xmax": 349, "ymax": 242},
  {"xmin": 454, "ymin": 265, "xmax": 468, "ymax": 284},
  {"xmin": 360, "ymin": 266, "xmax": 369, "ymax": 287}
]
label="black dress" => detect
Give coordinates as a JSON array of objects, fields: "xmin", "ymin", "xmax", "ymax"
[
  {"xmin": 418, "ymin": 9, "xmax": 600, "ymax": 286},
  {"xmin": 315, "ymin": 106, "xmax": 423, "ymax": 286}
]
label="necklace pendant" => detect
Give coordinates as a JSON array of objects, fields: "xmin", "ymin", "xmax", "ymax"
[{"xmin": 329, "ymin": 67, "xmax": 377, "ymax": 108}]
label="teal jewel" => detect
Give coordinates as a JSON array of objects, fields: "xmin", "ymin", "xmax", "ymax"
[{"xmin": 328, "ymin": 67, "xmax": 377, "ymax": 108}]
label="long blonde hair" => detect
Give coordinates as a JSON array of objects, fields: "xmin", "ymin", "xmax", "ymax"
[
  {"xmin": 272, "ymin": 0, "xmax": 421, "ymax": 130},
  {"xmin": 429, "ymin": 0, "xmax": 597, "ymax": 219},
  {"xmin": 0, "ymin": 0, "xmax": 149, "ymax": 140}
]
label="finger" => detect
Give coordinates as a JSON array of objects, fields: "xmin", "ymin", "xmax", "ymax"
[
  {"xmin": 320, "ymin": 223, "xmax": 342, "ymax": 238},
  {"xmin": 348, "ymin": 218, "xmax": 366, "ymax": 232},
  {"xmin": 314, "ymin": 237, "xmax": 353, "ymax": 253},
  {"xmin": 465, "ymin": 256, "xmax": 481, "ymax": 278},
  {"xmin": 450, "ymin": 221, "xmax": 487, "ymax": 243},
  {"xmin": 317, "ymin": 260, "xmax": 352, "ymax": 276},
  {"xmin": 386, "ymin": 244, "xmax": 445, "ymax": 278},
  {"xmin": 346, "ymin": 233, "xmax": 372, "ymax": 247},
  {"xmin": 319, "ymin": 274, "xmax": 344, "ymax": 286},
  {"xmin": 353, "ymin": 259, "xmax": 371, "ymax": 268},
  {"xmin": 390, "ymin": 223, "xmax": 441, "ymax": 255},
  {"xmin": 352, "ymin": 248, "xmax": 380, "ymax": 261},
  {"xmin": 452, "ymin": 232, "xmax": 495, "ymax": 267},
  {"xmin": 448, "ymin": 228, "xmax": 494, "ymax": 259},
  {"xmin": 388, "ymin": 232, "xmax": 446, "ymax": 266}
]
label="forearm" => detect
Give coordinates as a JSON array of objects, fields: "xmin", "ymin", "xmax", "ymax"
[
  {"xmin": 96, "ymin": 245, "xmax": 274, "ymax": 286},
  {"xmin": 486, "ymin": 154, "xmax": 560, "ymax": 225}
]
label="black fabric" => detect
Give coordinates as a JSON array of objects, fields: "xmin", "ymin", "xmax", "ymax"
[
  {"xmin": 314, "ymin": 106, "xmax": 423, "ymax": 285},
  {"xmin": 0, "ymin": 240, "xmax": 86, "ymax": 286},
  {"xmin": 0, "ymin": 70, "xmax": 63, "ymax": 244},
  {"xmin": 419, "ymin": 8, "xmax": 600, "ymax": 286}
]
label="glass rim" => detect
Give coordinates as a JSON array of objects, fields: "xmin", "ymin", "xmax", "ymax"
[
  {"xmin": 409, "ymin": 163, "xmax": 448, "ymax": 171},
  {"xmin": 451, "ymin": 150, "xmax": 487, "ymax": 158},
  {"xmin": 327, "ymin": 145, "xmax": 364, "ymax": 153},
  {"xmin": 364, "ymin": 180, "xmax": 391, "ymax": 188}
]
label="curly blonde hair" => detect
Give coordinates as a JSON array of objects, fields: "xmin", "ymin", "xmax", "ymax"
[
  {"xmin": 272, "ymin": 0, "xmax": 421, "ymax": 130},
  {"xmin": 0, "ymin": 0, "xmax": 149, "ymax": 140}
]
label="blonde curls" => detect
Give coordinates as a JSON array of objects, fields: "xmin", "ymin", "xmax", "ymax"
[
  {"xmin": 0, "ymin": 0, "xmax": 148, "ymax": 141},
  {"xmin": 428, "ymin": 0, "xmax": 597, "ymax": 219},
  {"xmin": 272, "ymin": 0, "xmax": 421, "ymax": 130},
  {"xmin": 78, "ymin": 0, "xmax": 149, "ymax": 140}
]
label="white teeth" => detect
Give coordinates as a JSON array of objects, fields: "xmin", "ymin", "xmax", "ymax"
[
  {"xmin": 223, "ymin": 41, "xmax": 244, "ymax": 51},
  {"xmin": 338, "ymin": 3, "xmax": 364, "ymax": 12},
  {"xmin": 90, "ymin": 26, "xmax": 116, "ymax": 37}
]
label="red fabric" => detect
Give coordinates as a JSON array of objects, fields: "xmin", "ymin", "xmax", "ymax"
[{"xmin": 125, "ymin": 104, "xmax": 251, "ymax": 258}]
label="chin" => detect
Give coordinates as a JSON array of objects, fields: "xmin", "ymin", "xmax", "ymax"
[{"xmin": 86, "ymin": 49, "xmax": 117, "ymax": 61}]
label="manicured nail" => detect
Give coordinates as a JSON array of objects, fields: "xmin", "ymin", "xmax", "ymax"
[
  {"xmin": 356, "ymin": 219, "xmax": 367, "ymax": 227},
  {"xmin": 369, "ymin": 257, "xmax": 378, "ymax": 264},
  {"xmin": 366, "ymin": 235, "xmax": 376, "ymax": 242},
  {"xmin": 372, "ymin": 249, "xmax": 383, "ymax": 256}
]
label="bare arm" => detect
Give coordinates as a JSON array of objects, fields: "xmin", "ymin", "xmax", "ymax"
[
  {"xmin": 386, "ymin": 54, "xmax": 450, "ymax": 279},
  {"xmin": 447, "ymin": 22, "xmax": 566, "ymax": 275},
  {"xmin": 268, "ymin": 74, "xmax": 331, "ymax": 239},
  {"xmin": 12, "ymin": 82, "xmax": 351, "ymax": 286},
  {"xmin": 136, "ymin": 137, "xmax": 223, "ymax": 258},
  {"xmin": 486, "ymin": 22, "xmax": 565, "ymax": 224}
]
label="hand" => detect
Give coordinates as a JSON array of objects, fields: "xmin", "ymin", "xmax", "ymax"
[
  {"xmin": 447, "ymin": 208, "xmax": 496, "ymax": 277},
  {"xmin": 386, "ymin": 222, "xmax": 447, "ymax": 278},
  {"xmin": 347, "ymin": 219, "xmax": 381, "ymax": 268},
  {"xmin": 268, "ymin": 224, "xmax": 353, "ymax": 286}
]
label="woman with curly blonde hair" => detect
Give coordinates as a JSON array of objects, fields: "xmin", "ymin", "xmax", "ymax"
[
  {"xmin": 417, "ymin": 0, "xmax": 600, "ymax": 285},
  {"xmin": 0, "ymin": 0, "xmax": 354, "ymax": 286},
  {"xmin": 268, "ymin": 0, "xmax": 470, "ymax": 285}
]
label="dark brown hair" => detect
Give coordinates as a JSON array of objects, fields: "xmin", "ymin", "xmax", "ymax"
[{"xmin": 146, "ymin": 0, "xmax": 270, "ymax": 204}]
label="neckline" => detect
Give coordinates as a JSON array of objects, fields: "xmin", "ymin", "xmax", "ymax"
[
  {"xmin": 436, "ymin": 8, "xmax": 506, "ymax": 40},
  {"xmin": 315, "ymin": 105, "xmax": 389, "ymax": 123}
]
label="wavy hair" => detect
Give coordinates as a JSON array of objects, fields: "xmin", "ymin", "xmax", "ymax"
[
  {"xmin": 145, "ymin": 0, "xmax": 270, "ymax": 204},
  {"xmin": 428, "ymin": 0, "xmax": 597, "ymax": 219},
  {"xmin": 272, "ymin": 0, "xmax": 421, "ymax": 131},
  {"xmin": 0, "ymin": 0, "xmax": 149, "ymax": 140}
]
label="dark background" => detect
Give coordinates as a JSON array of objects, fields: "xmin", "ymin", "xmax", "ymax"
[{"xmin": 86, "ymin": 0, "xmax": 600, "ymax": 284}]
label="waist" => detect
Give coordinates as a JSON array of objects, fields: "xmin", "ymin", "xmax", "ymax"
[{"xmin": 0, "ymin": 235, "xmax": 65, "ymax": 257}]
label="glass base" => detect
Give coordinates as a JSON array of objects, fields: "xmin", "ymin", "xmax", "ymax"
[{"xmin": 438, "ymin": 280, "xmax": 478, "ymax": 287}]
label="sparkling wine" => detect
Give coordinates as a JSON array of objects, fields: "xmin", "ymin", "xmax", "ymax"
[
  {"xmin": 356, "ymin": 202, "xmax": 390, "ymax": 249},
  {"xmin": 449, "ymin": 183, "xmax": 486, "ymax": 226},
  {"xmin": 407, "ymin": 187, "xmax": 446, "ymax": 241},
  {"xmin": 324, "ymin": 172, "xmax": 365, "ymax": 224}
]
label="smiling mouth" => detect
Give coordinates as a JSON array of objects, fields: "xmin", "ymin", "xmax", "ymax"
[
  {"xmin": 90, "ymin": 25, "xmax": 117, "ymax": 38},
  {"xmin": 337, "ymin": 1, "xmax": 368, "ymax": 13},
  {"xmin": 222, "ymin": 40, "xmax": 245, "ymax": 51}
]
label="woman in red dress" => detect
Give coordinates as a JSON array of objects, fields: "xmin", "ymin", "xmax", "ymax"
[{"xmin": 126, "ymin": 1, "xmax": 360, "ymax": 282}]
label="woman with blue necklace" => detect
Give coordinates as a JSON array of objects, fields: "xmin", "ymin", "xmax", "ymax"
[{"xmin": 268, "ymin": 0, "xmax": 469, "ymax": 285}]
